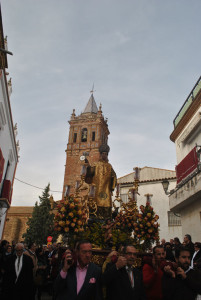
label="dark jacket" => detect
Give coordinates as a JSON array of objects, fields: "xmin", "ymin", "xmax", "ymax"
[
  {"xmin": 185, "ymin": 242, "xmax": 195, "ymax": 259},
  {"xmin": 2, "ymin": 253, "xmax": 34, "ymax": 300},
  {"xmin": 54, "ymin": 262, "xmax": 102, "ymax": 300},
  {"xmin": 163, "ymin": 268, "xmax": 201, "ymax": 300},
  {"xmin": 102, "ymin": 262, "xmax": 146, "ymax": 300},
  {"xmin": 192, "ymin": 250, "xmax": 201, "ymax": 268}
]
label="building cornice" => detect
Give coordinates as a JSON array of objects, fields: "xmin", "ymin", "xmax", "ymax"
[
  {"xmin": 170, "ymin": 89, "xmax": 201, "ymax": 142},
  {"xmin": 118, "ymin": 177, "xmax": 176, "ymax": 185}
]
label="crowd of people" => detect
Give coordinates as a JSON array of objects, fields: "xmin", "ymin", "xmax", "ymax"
[
  {"xmin": 0, "ymin": 240, "xmax": 63, "ymax": 299},
  {"xmin": 0, "ymin": 234, "xmax": 201, "ymax": 300}
]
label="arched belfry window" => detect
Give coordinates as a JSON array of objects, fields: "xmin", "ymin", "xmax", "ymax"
[
  {"xmin": 73, "ymin": 133, "xmax": 77, "ymax": 143},
  {"xmin": 81, "ymin": 128, "xmax": 87, "ymax": 142},
  {"xmin": 92, "ymin": 131, "xmax": 95, "ymax": 141}
]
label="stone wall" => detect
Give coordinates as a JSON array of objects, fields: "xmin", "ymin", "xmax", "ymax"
[{"xmin": 3, "ymin": 206, "xmax": 33, "ymax": 243}]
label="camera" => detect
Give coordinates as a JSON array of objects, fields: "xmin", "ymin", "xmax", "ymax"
[{"xmin": 67, "ymin": 259, "xmax": 73, "ymax": 265}]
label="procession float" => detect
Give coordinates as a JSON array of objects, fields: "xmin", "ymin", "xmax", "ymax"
[{"xmin": 54, "ymin": 145, "xmax": 160, "ymax": 265}]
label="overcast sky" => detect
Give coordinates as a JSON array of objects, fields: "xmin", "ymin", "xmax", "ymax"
[{"xmin": 1, "ymin": 0, "xmax": 201, "ymax": 206}]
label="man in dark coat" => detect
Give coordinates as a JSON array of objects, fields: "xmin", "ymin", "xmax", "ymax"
[
  {"xmin": 191, "ymin": 242, "xmax": 201, "ymax": 269},
  {"xmin": 54, "ymin": 240, "xmax": 102, "ymax": 300},
  {"xmin": 163, "ymin": 247, "xmax": 201, "ymax": 300},
  {"xmin": 184, "ymin": 234, "xmax": 194, "ymax": 259},
  {"xmin": 102, "ymin": 245, "xmax": 146, "ymax": 300},
  {"xmin": 2, "ymin": 242, "xmax": 34, "ymax": 300}
]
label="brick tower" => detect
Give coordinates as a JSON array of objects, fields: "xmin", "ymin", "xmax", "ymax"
[{"xmin": 62, "ymin": 92, "xmax": 110, "ymax": 198}]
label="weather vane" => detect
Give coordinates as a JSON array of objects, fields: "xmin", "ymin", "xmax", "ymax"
[{"xmin": 90, "ymin": 83, "xmax": 96, "ymax": 94}]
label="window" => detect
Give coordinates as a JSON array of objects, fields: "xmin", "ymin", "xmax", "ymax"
[
  {"xmin": 81, "ymin": 128, "xmax": 87, "ymax": 142},
  {"xmin": 92, "ymin": 131, "xmax": 95, "ymax": 141},
  {"xmin": 120, "ymin": 194, "xmax": 128, "ymax": 203},
  {"xmin": 168, "ymin": 211, "xmax": 181, "ymax": 226},
  {"xmin": 73, "ymin": 133, "xmax": 77, "ymax": 143}
]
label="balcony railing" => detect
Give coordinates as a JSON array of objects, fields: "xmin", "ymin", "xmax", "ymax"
[
  {"xmin": 173, "ymin": 76, "xmax": 201, "ymax": 128},
  {"xmin": 175, "ymin": 146, "xmax": 199, "ymax": 184}
]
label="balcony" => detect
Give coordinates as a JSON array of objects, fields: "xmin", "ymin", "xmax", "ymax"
[
  {"xmin": 1, "ymin": 179, "xmax": 12, "ymax": 204},
  {"xmin": 170, "ymin": 146, "xmax": 201, "ymax": 212},
  {"xmin": 176, "ymin": 146, "xmax": 199, "ymax": 184}
]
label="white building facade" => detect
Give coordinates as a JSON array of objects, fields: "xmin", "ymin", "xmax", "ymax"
[
  {"xmin": 118, "ymin": 167, "xmax": 182, "ymax": 242},
  {"xmin": 169, "ymin": 76, "xmax": 201, "ymax": 242},
  {"xmin": 0, "ymin": 10, "xmax": 18, "ymax": 239}
]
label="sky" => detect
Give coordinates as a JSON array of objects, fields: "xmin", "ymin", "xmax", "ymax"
[{"xmin": 1, "ymin": 0, "xmax": 201, "ymax": 206}]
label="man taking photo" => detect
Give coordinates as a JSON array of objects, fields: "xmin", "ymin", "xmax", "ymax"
[{"xmin": 54, "ymin": 240, "xmax": 102, "ymax": 300}]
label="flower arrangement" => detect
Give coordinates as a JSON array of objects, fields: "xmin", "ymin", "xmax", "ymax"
[
  {"xmin": 134, "ymin": 202, "xmax": 160, "ymax": 249},
  {"xmin": 112, "ymin": 201, "xmax": 159, "ymax": 250},
  {"xmin": 54, "ymin": 195, "xmax": 159, "ymax": 251},
  {"xmin": 114, "ymin": 209, "xmax": 139, "ymax": 233},
  {"xmin": 54, "ymin": 196, "xmax": 88, "ymax": 235}
]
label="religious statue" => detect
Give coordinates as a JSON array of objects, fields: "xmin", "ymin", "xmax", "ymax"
[{"xmin": 85, "ymin": 144, "xmax": 117, "ymax": 219}]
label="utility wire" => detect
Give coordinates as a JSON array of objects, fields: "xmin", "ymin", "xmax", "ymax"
[{"xmin": 15, "ymin": 178, "xmax": 62, "ymax": 193}]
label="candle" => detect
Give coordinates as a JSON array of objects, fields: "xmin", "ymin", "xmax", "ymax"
[
  {"xmin": 80, "ymin": 165, "xmax": 87, "ymax": 176},
  {"xmin": 89, "ymin": 185, "xmax": 96, "ymax": 197},
  {"xmin": 130, "ymin": 189, "xmax": 137, "ymax": 201},
  {"xmin": 134, "ymin": 167, "xmax": 140, "ymax": 181},
  {"xmin": 64, "ymin": 185, "xmax": 70, "ymax": 197},
  {"xmin": 116, "ymin": 184, "xmax": 120, "ymax": 195},
  {"xmin": 75, "ymin": 181, "xmax": 80, "ymax": 190},
  {"xmin": 145, "ymin": 194, "xmax": 153, "ymax": 205}
]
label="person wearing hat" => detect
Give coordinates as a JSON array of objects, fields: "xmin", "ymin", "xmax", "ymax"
[{"xmin": 85, "ymin": 144, "xmax": 117, "ymax": 219}]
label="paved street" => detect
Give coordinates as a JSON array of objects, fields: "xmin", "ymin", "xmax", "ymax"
[{"xmin": 41, "ymin": 293, "xmax": 52, "ymax": 300}]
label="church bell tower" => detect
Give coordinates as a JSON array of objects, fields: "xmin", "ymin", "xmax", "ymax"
[{"xmin": 62, "ymin": 92, "xmax": 110, "ymax": 198}]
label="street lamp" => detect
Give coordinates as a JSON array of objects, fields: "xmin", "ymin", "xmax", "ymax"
[
  {"xmin": 162, "ymin": 180, "xmax": 170, "ymax": 195},
  {"xmin": 0, "ymin": 198, "xmax": 10, "ymax": 224},
  {"xmin": 0, "ymin": 48, "xmax": 13, "ymax": 55}
]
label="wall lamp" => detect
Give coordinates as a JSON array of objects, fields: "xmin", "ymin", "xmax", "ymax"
[
  {"xmin": 0, "ymin": 48, "xmax": 13, "ymax": 55},
  {"xmin": 0, "ymin": 198, "xmax": 10, "ymax": 223},
  {"xmin": 162, "ymin": 180, "xmax": 170, "ymax": 195}
]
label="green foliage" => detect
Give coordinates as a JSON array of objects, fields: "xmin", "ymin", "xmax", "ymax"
[
  {"xmin": 83, "ymin": 221, "xmax": 106, "ymax": 248},
  {"xmin": 23, "ymin": 184, "xmax": 58, "ymax": 245},
  {"xmin": 112, "ymin": 228, "xmax": 133, "ymax": 247}
]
